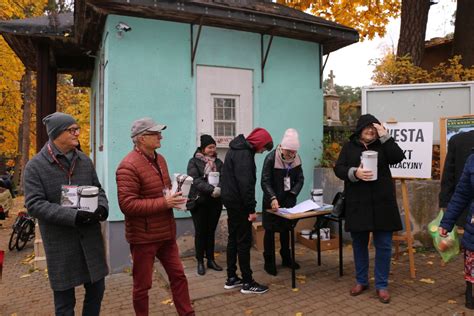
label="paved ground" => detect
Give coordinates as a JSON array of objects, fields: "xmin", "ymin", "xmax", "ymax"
[{"xmin": 1, "ymin": 198, "xmax": 473, "ymax": 315}]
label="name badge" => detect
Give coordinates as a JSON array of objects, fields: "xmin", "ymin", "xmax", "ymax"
[
  {"xmin": 284, "ymin": 176, "xmax": 291, "ymax": 191},
  {"xmin": 61, "ymin": 185, "xmax": 79, "ymax": 207}
]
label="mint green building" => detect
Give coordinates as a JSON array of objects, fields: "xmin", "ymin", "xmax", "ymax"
[{"xmin": 0, "ymin": 0, "xmax": 358, "ymax": 271}]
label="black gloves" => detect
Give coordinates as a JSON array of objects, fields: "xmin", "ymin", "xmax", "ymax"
[
  {"xmin": 94, "ymin": 205, "xmax": 108, "ymax": 222},
  {"xmin": 75, "ymin": 210, "xmax": 98, "ymax": 226},
  {"xmin": 75, "ymin": 206, "xmax": 108, "ymax": 226}
]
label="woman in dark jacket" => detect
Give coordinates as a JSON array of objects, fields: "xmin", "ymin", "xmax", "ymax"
[
  {"xmin": 439, "ymin": 154, "xmax": 474, "ymax": 309},
  {"xmin": 334, "ymin": 114, "xmax": 404, "ymax": 304},
  {"xmin": 187, "ymin": 135, "xmax": 223, "ymax": 276},
  {"xmin": 261, "ymin": 128, "xmax": 304, "ymax": 275}
]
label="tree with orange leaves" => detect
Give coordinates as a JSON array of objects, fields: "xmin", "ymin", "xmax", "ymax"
[{"xmin": 276, "ymin": 0, "xmax": 401, "ymax": 40}]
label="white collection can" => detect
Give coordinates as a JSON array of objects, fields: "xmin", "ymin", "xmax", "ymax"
[
  {"xmin": 311, "ymin": 189, "xmax": 324, "ymax": 206},
  {"xmin": 361, "ymin": 150, "xmax": 378, "ymax": 181},
  {"xmin": 77, "ymin": 186, "xmax": 99, "ymax": 213}
]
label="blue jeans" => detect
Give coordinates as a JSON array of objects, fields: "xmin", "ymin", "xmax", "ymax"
[
  {"xmin": 351, "ymin": 231, "xmax": 392, "ymax": 290},
  {"xmin": 53, "ymin": 278, "xmax": 105, "ymax": 316}
]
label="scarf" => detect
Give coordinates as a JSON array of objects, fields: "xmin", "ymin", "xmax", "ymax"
[
  {"xmin": 195, "ymin": 152, "xmax": 217, "ymax": 175},
  {"xmin": 274, "ymin": 145, "xmax": 301, "ymax": 170}
]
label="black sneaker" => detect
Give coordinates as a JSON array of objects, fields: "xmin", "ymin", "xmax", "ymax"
[
  {"xmin": 224, "ymin": 276, "xmax": 243, "ymax": 289},
  {"xmin": 240, "ymin": 281, "xmax": 269, "ymax": 294}
]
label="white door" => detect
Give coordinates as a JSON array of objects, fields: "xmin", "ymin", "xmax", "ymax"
[{"xmin": 196, "ymin": 66, "xmax": 253, "ymax": 158}]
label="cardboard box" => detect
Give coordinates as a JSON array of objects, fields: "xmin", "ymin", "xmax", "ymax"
[
  {"xmin": 297, "ymin": 232, "xmax": 339, "ymax": 251},
  {"xmin": 252, "ymin": 222, "xmax": 265, "ymax": 251},
  {"xmin": 252, "ymin": 221, "xmax": 280, "ymax": 251}
]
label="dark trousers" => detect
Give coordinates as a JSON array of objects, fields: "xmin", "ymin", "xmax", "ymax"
[
  {"xmin": 53, "ymin": 278, "xmax": 105, "ymax": 316},
  {"xmin": 191, "ymin": 201, "xmax": 222, "ymax": 261},
  {"xmin": 226, "ymin": 209, "xmax": 253, "ymax": 283},
  {"xmin": 130, "ymin": 241, "xmax": 194, "ymax": 316},
  {"xmin": 351, "ymin": 231, "xmax": 393, "ymax": 290},
  {"xmin": 263, "ymin": 230, "xmax": 291, "ymax": 259}
]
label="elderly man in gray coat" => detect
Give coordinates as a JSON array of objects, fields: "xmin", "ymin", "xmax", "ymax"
[{"xmin": 24, "ymin": 112, "xmax": 109, "ymax": 316}]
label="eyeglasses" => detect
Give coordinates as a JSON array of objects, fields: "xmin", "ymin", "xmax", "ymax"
[
  {"xmin": 142, "ymin": 132, "xmax": 162, "ymax": 137},
  {"xmin": 66, "ymin": 127, "xmax": 81, "ymax": 135}
]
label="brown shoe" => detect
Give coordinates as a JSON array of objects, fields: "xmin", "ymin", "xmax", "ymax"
[
  {"xmin": 350, "ymin": 284, "xmax": 369, "ymax": 296},
  {"xmin": 376, "ymin": 289, "xmax": 390, "ymax": 304}
]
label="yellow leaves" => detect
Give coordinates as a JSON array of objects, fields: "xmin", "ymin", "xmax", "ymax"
[
  {"xmin": 419, "ymin": 278, "xmax": 435, "ymax": 284},
  {"xmin": 371, "ymin": 53, "xmax": 474, "ymax": 85},
  {"xmin": 277, "ymin": 0, "xmax": 401, "ymax": 40},
  {"xmin": 160, "ymin": 298, "xmax": 173, "ymax": 305},
  {"xmin": 448, "ymin": 300, "xmax": 457, "ymax": 304},
  {"xmin": 57, "ymin": 75, "xmax": 91, "ymax": 155},
  {"xmin": 0, "ymin": 0, "xmax": 47, "ymax": 19}
]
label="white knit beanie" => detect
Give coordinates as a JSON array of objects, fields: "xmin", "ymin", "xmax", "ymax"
[{"xmin": 280, "ymin": 128, "xmax": 300, "ymax": 151}]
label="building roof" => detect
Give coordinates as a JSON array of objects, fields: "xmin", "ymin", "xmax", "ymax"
[
  {"xmin": 0, "ymin": 13, "xmax": 93, "ymax": 85},
  {"xmin": 80, "ymin": 0, "xmax": 358, "ymax": 53},
  {"xmin": 0, "ymin": 0, "xmax": 359, "ymax": 85}
]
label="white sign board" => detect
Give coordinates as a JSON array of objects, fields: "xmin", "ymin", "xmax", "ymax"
[{"xmin": 384, "ymin": 122, "xmax": 433, "ymax": 179}]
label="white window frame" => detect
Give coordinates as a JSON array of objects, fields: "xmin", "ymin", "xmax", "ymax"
[{"xmin": 212, "ymin": 94, "xmax": 239, "ymax": 147}]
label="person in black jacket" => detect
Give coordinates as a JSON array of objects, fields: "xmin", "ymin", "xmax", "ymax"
[
  {"xmin": 221, "ymin": 127, "xmax": 273, "ymax": 294},
  {"xmin": 187, "ymin": 134, "xmax": 224, "ymax": 276},
  {"xmin": 261, "ymin": 128, "xmax": 304, "ymax": 275},
  {"xmin": 439, "ymin": 130, "xmax": 474, "ymax": 227},
  {"xmin": 334, "ymin": 114, "xmax": 405, "ymax": 304}
]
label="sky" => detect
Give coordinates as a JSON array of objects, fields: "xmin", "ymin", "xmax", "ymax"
[{"xmin": 322, "ymin": 0, "xmax": 457, "ymax": 88}]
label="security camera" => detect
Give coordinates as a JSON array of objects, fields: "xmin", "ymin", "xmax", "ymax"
[{"xmin": 116, "ymin": 22, "xmax": 131, "ymax": 32}]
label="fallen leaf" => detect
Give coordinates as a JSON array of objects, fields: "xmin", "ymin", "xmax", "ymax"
[
  {"xmin": 245, "ymin": 310, "xmax": 253, "ymax": 315},
  {"xmin": 20, "ymin": 274, "xmax": 31, "ymax": 278},
  {"xmin": 419, "ymin": 278, "xmax": 435, "ymax": 284},
  {"xmin": 296, "ymin": 313, "xmax": 303, "ymax": 316},
  {"xmin": 426, "ymin": 261, "xmax": 433, "ymax": 265},
  {"xmin": 292, "ymin": 288, "xmax": 299, "ymax": 292},
  {"xmin": 161, "ymin": 299, "xmax": 173, "ymax": 305},
  {"xmin": 448, "ymin": 300, "xmax": 457, "ymax": 304},
  {"xmin": 296, "ymin": 275, "xmax": 306, "ymax": 281}
]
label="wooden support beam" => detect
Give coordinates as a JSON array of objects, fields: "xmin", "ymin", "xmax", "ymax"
[{"xmin": 36, "ymin": 41, "xmax": 57, "ymax": 152}]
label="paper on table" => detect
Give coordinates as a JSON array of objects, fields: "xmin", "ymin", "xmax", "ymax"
[{"xmin": 278, "ymin": 199, "xmax": 321, "ymax": 214}]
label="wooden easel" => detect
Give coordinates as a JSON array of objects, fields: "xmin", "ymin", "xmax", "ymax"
[
  {"xmin": 392, "ymin": 178, "xmax": 416, "ymax": 279},
  {"xmin": 386, "ymin": 118, "xmax": 416, "ymax": 279}
]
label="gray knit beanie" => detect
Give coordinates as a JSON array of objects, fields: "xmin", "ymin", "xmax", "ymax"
[{"xmin": 42, "ymin": 112, "xmax": 77, "ymax": 140}]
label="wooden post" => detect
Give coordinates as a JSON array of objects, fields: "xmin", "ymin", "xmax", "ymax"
[{"xmin": 393, "ymin": 178, "xmax": 416, "ymax": 278}]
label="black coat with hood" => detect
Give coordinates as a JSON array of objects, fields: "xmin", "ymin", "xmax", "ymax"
[
  {"xmin": 221, "ymin": 135, "xmax": 257, "ymax": 214},
  {"xmin": 334, "ymin": 114, "xmax": 405, "ymax": 232},
  {"xmin": 186, "ymin": 149, "xmax": 223, "ymax": 211},
  {"xmin": 439, "ymin": 130, "xmax": 474, "ymax": 226},
  {"xmin": 261, "ymin": 149, "xmax": 304, "ymax": 231}
]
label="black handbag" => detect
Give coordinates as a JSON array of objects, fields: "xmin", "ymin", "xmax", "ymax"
[{"xmin": 331, "ymin": 191, "xmax": 345, "ymax": 218}]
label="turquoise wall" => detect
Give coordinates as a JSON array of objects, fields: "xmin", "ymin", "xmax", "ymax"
[{"xmin": 92, "ymin": 15, "xmax": 323, "ymax": 221}]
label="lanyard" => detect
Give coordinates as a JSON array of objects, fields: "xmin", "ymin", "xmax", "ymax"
[
  {"xmin": 47, "ymin": 143, "xmax": 76, "ymax": 185},
  {"xmin": 285, "ymin": 163, "xmax": 292, "ymax": 177},
  {"xmin": 134, "ymin": 147, "xmax": 164, "ymax": 184}
]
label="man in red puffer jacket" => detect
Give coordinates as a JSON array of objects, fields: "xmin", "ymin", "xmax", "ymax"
[{"xmin": 116, "ymin": 117, "xmax": 194, "ymax": 316}]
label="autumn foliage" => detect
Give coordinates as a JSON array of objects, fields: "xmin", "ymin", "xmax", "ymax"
[
  {"xmin": 371, "ymin": 54, "xmax": 474, "ymax": 85},
  {"xmin": 277, "ymin": 0, "xmax": 401, "ymax": 40},
  {"xmin": 1, "ymin": 1, "xmax": 91, "ymax": 175}
]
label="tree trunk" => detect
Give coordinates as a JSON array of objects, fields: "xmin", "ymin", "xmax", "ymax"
[
  {"xmin": 15, "ymin": 70, "xmax": 33, "ymax": 194},
  {"xmin": 397, "ymin": 0, "xmax": 431, "ymax": 66},
  {"xmin": 453, "ymin": 0, "xmax": 474, "ymax": 68}
]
